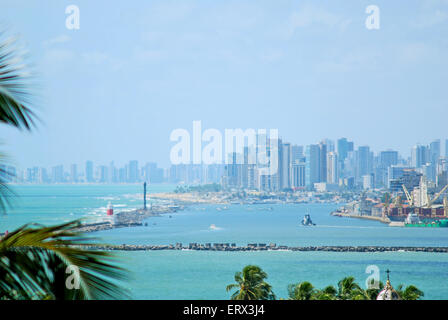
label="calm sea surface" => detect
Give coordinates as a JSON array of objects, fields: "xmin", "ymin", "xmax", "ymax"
[{"xmin": 2, "ymin": 184, "xmax": 448, "ymax": 299}]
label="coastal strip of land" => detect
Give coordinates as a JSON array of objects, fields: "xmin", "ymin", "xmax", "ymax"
[
  {"xmin": 330, "ymin": 212, "xmax": 391, "ymax": 224},
  {"xmin": 79, "ymin": 243, "xmax": 448, "ymax": 253}
]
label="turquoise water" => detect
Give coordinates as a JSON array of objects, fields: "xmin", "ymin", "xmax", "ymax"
[
  {"xmin": 2, "ymin": 185, "xmax": 448, "ymax": 299},
  {"xmin": 120, "ymin": 251, "xmax": 448, "ymax": 300}
]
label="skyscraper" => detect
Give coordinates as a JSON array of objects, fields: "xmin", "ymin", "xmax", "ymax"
[
  {"xmin": 85, "ymin": 161, "xmax": 94, "ymax": 183},
  {"xmin": 128, "ymin": 160, "xmax": 139, "ymax": 183},
  {"xmin": 326, "ymin": 152, "xmax": 338, "ymax": 184},
  {"xmin": 357, "ymin": 146, "xmax": 371, "ymax": 181},
  {"xmin": 292, "ymin": 162, "xmax": 306, "ymax": 188},
  {"xmin": 445, "ymin": 139, "xmax": 448, "ymax": 158},
  {"xmin": 70, "ymin": 164, "xmax": 77, "ymax": 183},
  {"xmin": 305, "ymin": 144, "xmax": 320, "ymax": 187},
  {"xmin": 430, "ymin": 139, "xmax": 441, "ymax": 164},
  {"xmin": 280, "ymin": 143, "xmax": 291, "ymax": 190},
  {"xmin": 319, "ymin": 141, "xmax": 327, "ymax": 183},
  {"xmin": 52, "ymin": 165, "xmax": 64, "ymax": 183},
  {"xmin": 336, "ymin": 138, "xmax": 349, "ymax": 162},
  {"xmin": 380, "ymin": 151, "xmax": 398, "ymax": 168},
  {"xmin": 291, "ymin": 145, "xmax": 304, "ymax": 164},
  {"xmin": 99, "ymin": 165, "xmax": 109, "ymax": 183},
  {"xmin": 411, "ymin": 144, "xmax": 429, "ymax": 168}
]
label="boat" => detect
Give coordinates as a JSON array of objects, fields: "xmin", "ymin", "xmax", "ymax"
[
  {"xmin": 301, "ymin": 214, "xmax": 315, "ymax": 226},
  {"xmin": 404, "ymin": 212, "xmax": 448, "ymax": 228}
]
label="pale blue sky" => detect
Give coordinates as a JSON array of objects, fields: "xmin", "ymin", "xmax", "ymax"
[{"xmin": 1, "ymin": 0, "xmax": 448, "ymax": 168}]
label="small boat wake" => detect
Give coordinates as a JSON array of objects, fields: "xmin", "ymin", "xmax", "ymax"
[{"xmin": 209, "ymin": 224, "xmax": 223, "ymax": 231}]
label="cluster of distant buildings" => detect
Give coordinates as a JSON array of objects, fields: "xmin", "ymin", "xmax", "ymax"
[
  {"xmin": 7, "ymin": 161, "xmax": 164, "ymax": 184},
  {"xmin": 6, "ymin": 138, "xmax": 448, "ymax": 194},
  {"xmin": 221, "ymin": 137, "xmax": 448, "ymax": 193}
]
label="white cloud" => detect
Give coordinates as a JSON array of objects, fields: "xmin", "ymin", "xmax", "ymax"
[
  {"xmin": 286, "ymin": 5, "xmax": 351, "ymax": 37},
  {"xmin": 43, "ymin": 35, "xmax": 70, "ymax": 47}
]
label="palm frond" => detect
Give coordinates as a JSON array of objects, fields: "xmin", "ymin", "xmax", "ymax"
[
  {"xmin": 0, "ymin": 150, "xmax": 16, "ymax": 214},
  {"xmin": 0, "ymin": 220, "xmax": 129, "ymax": 300},
  {"xmin": 0, "ymin": 32, "xmax": 38, "ymax": 130}
]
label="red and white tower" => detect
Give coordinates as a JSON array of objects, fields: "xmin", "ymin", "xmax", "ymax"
[{"xmin": 107, "ymin": 202, "xmax": 114, "ymax": 216}]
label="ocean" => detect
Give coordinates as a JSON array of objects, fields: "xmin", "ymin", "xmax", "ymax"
[{"xmin": 2, "ymin": 184, "xmax": 448, "ymax": 299}]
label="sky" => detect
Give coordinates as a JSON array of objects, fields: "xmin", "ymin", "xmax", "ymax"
[{"xmin": 1, "ymin": 0, "xmax": 448, "ymax": 169}]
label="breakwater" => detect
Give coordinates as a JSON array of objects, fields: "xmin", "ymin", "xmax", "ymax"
[
  {"xmin": 73, "ymin": 204, "xmax": 183, "ymax": 233},
  {"xmin": 79, "ymin": 243, "xmax": 448, "ymax": 253}
]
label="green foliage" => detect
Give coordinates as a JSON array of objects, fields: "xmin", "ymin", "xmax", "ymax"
[
  {"xmin": 287, "ymin": 281, "xmax": 316, "ymax": 300},
  {"xmin": 226, "ymin": 265, "xmax": 275, "ymax": 300},
  {"xmin": 0, "ymin": 221, "xmax": 128, "ymax": 299},
  {"xmin": 228, "ymin": 266, "xmax": 424, "ymax": 300},
  {"xmin": 396, "ymin": 284, "xmax": 424, "ymax": 300},
  {"xmin": 0, "ymin": 31, "xmax": 128, "ymax": 300}
]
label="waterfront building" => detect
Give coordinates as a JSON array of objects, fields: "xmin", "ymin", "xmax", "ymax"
[
  {"xmin": 99, "ymin": 165, "xmax": 108, "ymax": 183},
  {"xmin": 319, "ymin": 141, "xmax": 327, "ymax": 183},
  {"xmin": 37, "ymin": 167, "xmax": 49, "ymax": 184},
  {"xmin": 224, "ymin": 152, "xmax": 240, "ymax": 188},
  {"xmin": 109, "ymin": 161, "xmax": 117, "ymax": 183},
  {"xmin": 70, "ymin": 164, "xmax": 77, "ymax": 183},
  {"xmin": 51, "ymin": 165, "xmax": 64, "ymax": 183},
  {"xmin": 85, "ymin": 161, "xmax": 94, "ymax": 183},
  {"xmin": 280, "ymin": 143, "xmax": 291, "ymax": 190},
  {"xmin": 326, "ymin": 152, "xmax": 338, "ymax": 184},
  {"xmin": 118, "ymin": 166, "xmax": 127, "ymax": 183},
  {"xmin": 305, "ymin": 144, "xmax": 320, "ymax": 188},
  {"xmin": 128, "ymin": 160, "xmax": 139, "ymax": 183}
]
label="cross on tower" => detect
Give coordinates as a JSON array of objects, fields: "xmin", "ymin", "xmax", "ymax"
[{"xmin": 386, "ymin": 269, "xmax": 390, "ymax": 281}]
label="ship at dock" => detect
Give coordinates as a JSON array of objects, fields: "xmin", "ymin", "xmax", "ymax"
[
  {"xmin": 333, "ymin": 176, "xmax": 448, "ymax": 228},
  {"xmin": 404, "ymin": 212, "xmax": 448, "ymax": 228}
]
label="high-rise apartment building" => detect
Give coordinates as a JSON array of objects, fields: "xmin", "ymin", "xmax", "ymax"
[
  {"xmin": 411, "ymin": 144, "xmax": 429, "ymax": 168},
  {"xmin": 70, "ymin": 164, "xmax": 77, "ymax": 183},
  {"xmin": 305, "ymin": 144, "xmax": 320, "ymax": 187},
  {"xmin": 280, "ymin": 143, "xmax": 291, "ymax": 190},
  {"xmin": 85, "ymin": 161, "xmax": 94, "ymax": 183},
  {"xmin": 326, "ymin": 152, "xmax": 338, "ymax": 184},
  {"xmin": 128, "ymin": 160, "xmax": 139, "ymax": 183},
  {"xmin": 292, "ymin": 162, "xmax": 306, "ymax": 188}
]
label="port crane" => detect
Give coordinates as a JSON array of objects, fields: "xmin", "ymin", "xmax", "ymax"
[
  {"xmin": 402, "ymin": 182, "xmax": 448, "ymax": 208},
  {"xmin": 402, "ymin": 185, "xmax": 414, "ymax": 206},
  {"xmin": 426, "ymin": 183, "xmax": 448, "ymax": 208}
]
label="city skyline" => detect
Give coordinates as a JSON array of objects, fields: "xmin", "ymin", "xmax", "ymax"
[
  {"xmin": 11, "ymin": 136, "xmax": 448, "ymax": 169},
  {"xmin": 11, "ymin": 136, "xmax": 448, "ymax": 193}
]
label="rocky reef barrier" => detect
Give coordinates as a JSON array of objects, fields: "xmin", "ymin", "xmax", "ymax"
[{"xmin": 78, "ymin": 243, "xmax": 448, "ymax": 253}]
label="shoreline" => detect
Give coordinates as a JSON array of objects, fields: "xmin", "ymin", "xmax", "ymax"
[{"xmin": 331, "ymin": 212, "xmax": 391, "ymax": 224}]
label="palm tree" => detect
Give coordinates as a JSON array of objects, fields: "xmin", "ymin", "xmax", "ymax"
[
  {"xmin": 314, "ymin": 285, "xmax": 338, "ymax": 300},
  {"xmin": 365, "ymin": 281, "xmax": 384, "ymax": 300},
  {"xmin": 226, "ymin": 265, "xmax": 275, "ymax": 300},
  {"xmin": 396, "ymin": 284, "xmax": 424, "ymax": 300},
  {"xmin": 0, "ymin": 32, "xmax": 127, "ymax": 299},
  {"xmin": 337, "ymin": 276, "xmax": 368, "ymax": 300},
  {"xmin": 287, "ymin": 281, "xmax": 316, "ymax": 300}
]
